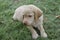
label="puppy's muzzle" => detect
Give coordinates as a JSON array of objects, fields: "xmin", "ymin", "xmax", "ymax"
[{"xmin": 23, "ymin": 21, "xmax": 29, "ymax": 25}]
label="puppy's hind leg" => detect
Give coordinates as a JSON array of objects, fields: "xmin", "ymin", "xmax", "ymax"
[{"xmin": 27, "ymin": 26, "xmax": 39, "ymax": 39}]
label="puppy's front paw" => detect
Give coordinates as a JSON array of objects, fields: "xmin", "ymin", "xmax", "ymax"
[
  {"xmin": 32, "ymin": 33, "xmax": 39, "ymax": 39},
  {"xmin": 41, "ymin": 32, "xmax": 47, "ymax": 38}
]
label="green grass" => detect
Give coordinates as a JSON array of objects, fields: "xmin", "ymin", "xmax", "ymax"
[{"xmin": 0, "ymin": 0, "xmax": 60, "ymax": 40}]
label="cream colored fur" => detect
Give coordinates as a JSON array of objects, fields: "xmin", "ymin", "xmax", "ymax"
[{"xmin": 12, "ymin": 5, "xmax": 47, "ymax": 39}]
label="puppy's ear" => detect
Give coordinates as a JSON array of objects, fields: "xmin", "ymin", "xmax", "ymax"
[
  {"xmin": 34, "ymin": 8, "xmax": 43, "ymax": 22},
  {"xmin": 29, "ymin": 5, "xmax": 43, "ymax": 22}
]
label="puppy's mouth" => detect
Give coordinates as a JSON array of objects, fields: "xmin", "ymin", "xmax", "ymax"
[
  {"xmin": 24, "ymin": 24, "xmax": 30, "ymax": 26},
  {"xmin": 23, "ymin": 23, "xmax": 31, "ymax": 26}
]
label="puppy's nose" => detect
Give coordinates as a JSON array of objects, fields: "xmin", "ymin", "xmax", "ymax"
[
  {"xmin": 23, "ymin": 22, "xmax": 27, "ymax": 25},
  {"xmin": 23, "ymin": 21, "xmax": 28, "ymax": 25}
]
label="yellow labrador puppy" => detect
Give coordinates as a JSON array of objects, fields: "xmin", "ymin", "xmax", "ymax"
[{"xmin": 12, "ymin": 5, "xmax": 47, "ymax": 39}]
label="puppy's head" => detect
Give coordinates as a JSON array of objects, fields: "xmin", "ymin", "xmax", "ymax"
[
  {"xmin": 23, "ymin": 7, "xmax": 43, "ymax": 26},
  {"xmin": 12, "ymin": 5, "xmax": 43, "ymax": 26},
  {"xmin": 23, "ymin": 10, "xmax": 34, "ymax": 26}
]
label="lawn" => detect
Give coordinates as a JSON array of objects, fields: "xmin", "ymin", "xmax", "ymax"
[{"xmin": 0, "ymin": 0, "xmax": 60, "ymax": 40}]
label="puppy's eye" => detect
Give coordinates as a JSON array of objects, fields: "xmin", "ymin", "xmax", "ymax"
[{"xmin": 28, "ymin": 15, "xmax": 32, "ymax": 17}]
